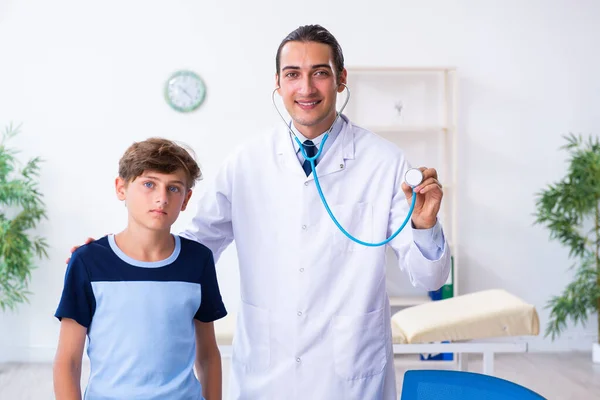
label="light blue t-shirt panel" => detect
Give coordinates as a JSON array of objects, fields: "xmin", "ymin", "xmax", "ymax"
[
  {"xmin": 86, "ymin": 281, "xmax": 201, "ymax": 400},
  {"xmin": 54, "ymin": 234, "xmax": 227, "ymax": 400}
]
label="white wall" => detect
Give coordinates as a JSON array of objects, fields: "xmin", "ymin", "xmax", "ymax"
[{"xmin": 0, "ymin": 0, "xmax": 599, "ymax": 362}]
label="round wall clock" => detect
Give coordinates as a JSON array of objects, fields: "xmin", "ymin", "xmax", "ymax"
[{"xmin": 164, "ymin": 70, "xmax": 206, "ymax": 112}]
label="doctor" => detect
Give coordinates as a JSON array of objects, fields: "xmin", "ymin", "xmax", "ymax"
[{"xmin": 181, "ymin": 24, "xmax": 451, "ymax": 399}]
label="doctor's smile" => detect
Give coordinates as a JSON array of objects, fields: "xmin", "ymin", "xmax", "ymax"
[{"xmin": 295, "ymin": 99, "xmax": 321, "ymax": 109}]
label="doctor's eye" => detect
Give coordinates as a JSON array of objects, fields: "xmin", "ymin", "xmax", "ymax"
[
  {"xmin": 285, "ymin": 72, "xmax": 299, "ymax": 79},
  {"xmin": 314, "ymin": 70, "xmax": 330, "ymax": 77}
]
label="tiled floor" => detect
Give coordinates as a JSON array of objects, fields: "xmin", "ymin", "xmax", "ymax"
[{"xmin": 1, "ymin": 352, "xmax": 599, "ymax": 399}]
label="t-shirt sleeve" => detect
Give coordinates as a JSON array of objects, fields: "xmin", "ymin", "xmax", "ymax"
[
  {"xmin": 54, "ymin": 251, "xmax": 95, "ymax": 328},
  {"xmin": 195, "ymin": 250, "xmax": 227, "ymax": 323}
]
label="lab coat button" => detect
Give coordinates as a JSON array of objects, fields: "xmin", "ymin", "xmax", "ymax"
[
  {"xmin": 340, "ymin": 164, "xmax": 344, "ymax": 169},
  {"xmin": 297, "ymin": 311, "xmax": 302, "ymax": 316},
  {"xmin": 296, "ymin": 357, "xmax": 301, "ymax": 363},
  {"xmin": 299, "ymin": 268, "xmax": 304, "ymax": 272},
  {"xmin": 304, "ymin": 182, "xmax": 309, "ymax": 186},
  {"xmin": 302, "ymin": 225, "xmax": 307, "ymax": 230}
]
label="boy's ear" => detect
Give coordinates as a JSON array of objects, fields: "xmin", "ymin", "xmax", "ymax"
[
  {"xmin": 115, "ymin": 177, "xmax": 127, "ymax": 201},
  {"xmin": 181, "ymin": 189, "xmax": 193, "ymax": 211}
]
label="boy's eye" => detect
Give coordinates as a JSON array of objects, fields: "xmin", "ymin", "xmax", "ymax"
[
  {"xmin": 168, "ymin": 186, "xmax": 180, "ymax": 193},
  {"xmin": 143, "ymin": 182, "xmax": 154, "ymax": 188}
]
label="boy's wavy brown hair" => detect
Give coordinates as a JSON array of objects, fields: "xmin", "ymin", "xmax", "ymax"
[{"xmin": 118, "ymin": 138, "xmax": 201, "ymax": 189}]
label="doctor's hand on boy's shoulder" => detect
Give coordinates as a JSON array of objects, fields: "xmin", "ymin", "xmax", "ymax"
[
  {"xmin": 400, "ymin": 166, "xmax": 443, "ymax": 230},
  {"xmin": 65, "ymin": 237, "xmax": 97, "ymax": 264}
]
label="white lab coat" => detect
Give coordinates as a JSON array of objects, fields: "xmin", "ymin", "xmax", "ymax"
[{"xmin": 182, "ymin": 115, "xmax": 451, "ymax": 400}]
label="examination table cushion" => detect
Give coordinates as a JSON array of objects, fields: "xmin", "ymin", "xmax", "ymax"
[{"xmin": 391, "ymin": 289, "xmax": 539, "ymax": 344}]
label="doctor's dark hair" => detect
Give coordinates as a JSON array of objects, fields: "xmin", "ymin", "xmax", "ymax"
[
  {"xmin": 118, "ymin": 137, "xmax": 202, "ymax": 189},
  {"xmin": 275, "ymin": 24, "xmax": 345, "ymax": 84}
]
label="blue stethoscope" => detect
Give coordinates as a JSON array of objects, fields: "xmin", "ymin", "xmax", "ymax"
[{"xmin": 272, "ymin": 83, "xmax": 423, "ymax": 247}]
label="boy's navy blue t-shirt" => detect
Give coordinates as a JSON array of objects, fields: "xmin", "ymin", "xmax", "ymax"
[{"xmin": 55, "ymin": 234, "xmax": 227, "ymax": 400}]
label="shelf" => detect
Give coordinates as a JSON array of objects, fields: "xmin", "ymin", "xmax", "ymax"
[
  {"xmin": 389, "ymin": 295, "xmax": 431, "ymax": 307},
  {"xmin": 366, "ymin": 125, "xmax": 449, "ymax": 134},
  {"xmin": 347, "ymin": 66, "xmax": 457, "ymax": 73},
  {"xmin": 349, "ymin": 66, "xmax": 459, "ymax": 304}
]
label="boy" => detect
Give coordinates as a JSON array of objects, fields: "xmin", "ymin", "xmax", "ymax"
[{"xmin": 53, "ymin": 138, "xmax": 226, "ymax": 400}]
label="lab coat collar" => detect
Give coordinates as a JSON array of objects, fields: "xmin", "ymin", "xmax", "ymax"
[
  {"xmin": 289, "ymin": 116, "xmax": 344, "ymax": 157},
  {"xmin": 275, "ymin": 113, "xmax": 355, "ymax": 180}
]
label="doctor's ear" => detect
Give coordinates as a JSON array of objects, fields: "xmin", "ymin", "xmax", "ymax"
[
  {"xmin": 336, "ymin": 69, "xmax": 348, "ymax": 93},
  {"xmin": 275, "ymin": 74, "xmax": 281, "ymax": 94}
]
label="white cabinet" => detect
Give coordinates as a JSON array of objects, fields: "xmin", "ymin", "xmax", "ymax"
[{"xmin": 343, "ymin": 66, "xmax": 459, "ymax": 308}]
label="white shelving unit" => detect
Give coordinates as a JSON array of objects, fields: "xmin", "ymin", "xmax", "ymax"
[{"xmin": 343, "ymin": 66, "xmax": 459, "ymax": 309}]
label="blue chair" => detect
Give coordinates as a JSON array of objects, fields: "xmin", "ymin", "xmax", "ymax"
[{"xmin": 401, "ymin": 370, "xmax": 547, "ymax": 400}]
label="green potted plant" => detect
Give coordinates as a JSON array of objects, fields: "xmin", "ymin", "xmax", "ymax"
[
  {"xmin": 0, "ymin": 123, "xmax": 49, "ymax": 311},
  {"xmin": 533, "ymin": 133, "xmax": 600, "ymax": 362}
]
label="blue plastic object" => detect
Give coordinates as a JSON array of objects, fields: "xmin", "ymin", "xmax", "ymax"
[
  {"xmin": 401, "ymin": 370, "xmax": 547, "ymax": 400},
  {"xmin": 428, "ymin": 288, "xmax": 443, "ymax": 301},
  {"xmin": 419, "ymin": 343, "xmax": 453, "ymax": 361}
]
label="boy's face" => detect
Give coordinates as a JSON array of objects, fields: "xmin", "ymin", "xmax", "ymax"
[
  {"xmin": 276, "ymin": 40, "xmax": 347, "ymax": 139},
  {"xmin": 115, "ymin": 169, "xmax": 192, "ymax": 233}
]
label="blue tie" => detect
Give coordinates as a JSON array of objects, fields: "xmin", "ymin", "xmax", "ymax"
[{"xmin": 302, "ymin": 140, "xmax": 317, "ymax": 176}]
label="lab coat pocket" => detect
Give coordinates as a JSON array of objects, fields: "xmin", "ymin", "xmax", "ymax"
[
  {"xmin": 330, "ymin": 202, "xmax": 373, "ymax": 252},
  {"xmin": 333, "ymin": 308, "xmax": 387, "ymax": 380},
  {"xmin": 233, "ymin": 300, "xmax": 271, "ymax": 372}
]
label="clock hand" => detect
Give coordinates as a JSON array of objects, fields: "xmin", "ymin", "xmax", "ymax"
[{"xmin": 179, "ymin": 86, "xmax": 193, "ymax": 99}]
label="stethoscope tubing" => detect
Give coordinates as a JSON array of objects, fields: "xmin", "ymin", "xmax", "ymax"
[{"xmin": 271, "ymin": 83, "xmax": 418, "ymax": 247}]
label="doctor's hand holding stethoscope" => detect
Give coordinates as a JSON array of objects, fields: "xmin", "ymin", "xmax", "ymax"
[{"xmin": 401, "ymin": 166, "xmax": 444, "ymax": 230}]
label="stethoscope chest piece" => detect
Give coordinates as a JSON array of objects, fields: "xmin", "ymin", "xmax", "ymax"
[{"xmin": 405, "ymin": 168, "xmax": 424, "ymax": 188}]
